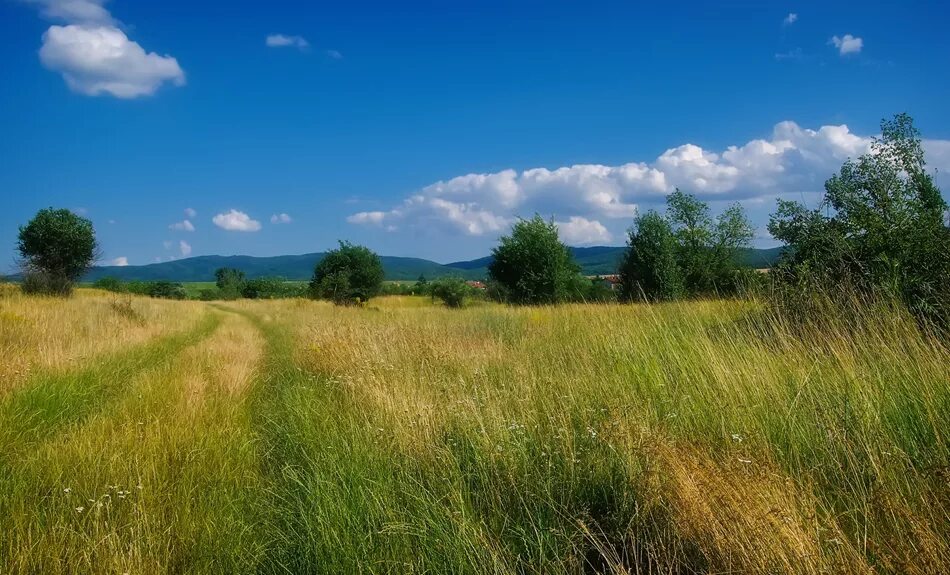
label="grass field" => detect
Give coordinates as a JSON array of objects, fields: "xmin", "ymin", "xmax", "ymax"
[{"xmin": 0, "ymin": 287, "xmax": 948, "ymax": 574}]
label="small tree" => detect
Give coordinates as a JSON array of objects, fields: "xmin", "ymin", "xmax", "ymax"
[
  {"xmin": 17, "ymin": 208, "xmax": 98, "ymax": 295},
  {"xmin": 310, "ymin": 241, "xmax": 384, "ymax": 305},
  {"xmin": 488, "ymin": 215, "xmax": 581, "ymax": 305},
  {"xmin": 430, "ymin": 277, "xmax": 473, "ymax": 308},
  {"xmin": 619, "ymin": 210, "xmax": 683, "ymax": 301},
  {"xmin": 214, "ymin": 267, "xmax": 246, "ymax": 300},
  {"xmin": 667, "ymin": 189, "xmax": 753, "ymax": 295}
]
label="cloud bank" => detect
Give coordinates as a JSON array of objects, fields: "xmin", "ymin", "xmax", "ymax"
[{"xmin": 348, "ymin": 120, "xmax": 950, "ymax": 243}]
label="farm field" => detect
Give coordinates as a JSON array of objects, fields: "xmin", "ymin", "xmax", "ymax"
[{"xmin": 0, "ymin": 288, "xmax": 948, "ymax": 574}]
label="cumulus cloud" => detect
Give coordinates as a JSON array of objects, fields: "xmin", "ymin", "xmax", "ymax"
[
  {"xmin": 179, "ymin": 240, "xmax": 191, "ymax": 257},
  {"xmin": 348, "ymin": 120, "xmax": 950, "ymax": 241},
  {"xmin": 184, "ymin": 207, "xmax": 197, "ymax": 218},
  {"xmin": 213, "ymin": 210, "xmax": 262, "ymax": 232},
  {"xmin": 28, "ymin": 2, "xmax": 184, "ymax": 98},
  {"xmin": 830, "ymin": 34, "xmax": 863, "ymax": 56},
  {"xmin": 783, "ymin": 13, "xmax": 798, "ymax": 26},
  {"xmin": 556, "ymin": 217, "xmax": 612, "ymax": 245},
  {"xmin": 266, "ymin": 34, "xmax": 309, "ymax": 50},
  {"xmin": 270, "ymin": 213, "xmax": 292, "ymax": 224},
  {"xmin": 109, "ymin": 256, "xmax": 128, "ymax": 267},
  {"xmin": 25, "ymin": 0, "xmax": 115, "ymax": 25},
  {"xmin": 169, "ymin": 219, "xmax": 195, "ymax": 232}
]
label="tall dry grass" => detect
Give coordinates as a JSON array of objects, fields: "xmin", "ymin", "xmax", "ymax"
[
  {"xmin": 0, "ymin": 289, "xmax": 207, "ymax": 392},
  {"xmin": 0, "ymin": 291, "xmax": 947, "ymax": 573}
]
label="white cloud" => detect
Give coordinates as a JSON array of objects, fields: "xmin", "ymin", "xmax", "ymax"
[
  {"xmin": 169, "ymin": 219, "xmax": 195, "ymax": 232},
  {"xmin": 348, "ymin": 120, "xmax": 950, "ymax": 240},
  {"xmin": 109, "ymin": 256, "xmax": 128, "ymax": 267},
  {"xmin": 212, "ymin": 210, "xmax": 262, "ymax": 232},
  {"xmin": 830, "ymin": 34, "xmax": 863, "ymax": 56},
  {"xmin": 556, "ymin": 217, "xmax": 612, "ymax": 245},
  {"xmin": 27, "ymin": 1, "xmax": 185, "ymax": 99},
  {"xmin": 326, "ymin": 49, "xmax": 343, "ymax": 60},
  {"xmin": 179, "ymin": 240, "xmax": 191, "ymax": 257},
  {"xmin": 783, "ymin": 13, "xmax": 798, "ymax": 25},
  {"xmin": 270, "ymin": 213, "xmax": 292, "ymax": 224},
  {"xmin": 162, "ymin": 240, "xmax": 173, "ymax": 250},
  {"xmin": 184, "ymin": 207, "xmax": 197, "ymax": 218},
  {"xmin": 266, "ymin": 34, "xmax": 309, "ymax": 50},
  {"xmin": 346, "ymin": 211, "xmax": 388, "ymax": 225},
  {"xmin": 26, "ymin": 0, "xmax": 115, "ymax": 25}
]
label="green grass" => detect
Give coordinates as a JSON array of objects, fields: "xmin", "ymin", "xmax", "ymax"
[{"xmin": 0, "ymin": 292, "xmax": 947, "ymax": 573}]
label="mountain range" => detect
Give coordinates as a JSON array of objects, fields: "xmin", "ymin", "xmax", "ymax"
[{"xmin": 79, "ymin": 246, "xmax": 784, "ymax": 283}]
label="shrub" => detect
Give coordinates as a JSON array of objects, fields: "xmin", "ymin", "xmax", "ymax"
[
  {"xmin": 93, "ymin": 276, "xmax": 126, "ymax": 293},
  {"xmin": 197, "ymin": 288, "xmax": 222, "ymax": 301},
  {"xmin": 310, "ymin": 241, "xmax": 384, "ymax": 305},
  {"xmin": 243, "ymin": 277, "xmax": 303, "ymax": 299},
  {"xmin": 488, "ymin": 216, "xmax": 581, "ymax": 305},
  {"xmin": 17, "ymin": 208, "xmax": 98, "ymax": 296},
  {"xmin": 146, "ymin": 281, "xmax": 186, "ymax": 300},
  {"xmin": 429, "ymin": 277, "xmax": 473, "ymax": 308}
]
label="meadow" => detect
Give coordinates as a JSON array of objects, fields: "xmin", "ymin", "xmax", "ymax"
[{"xmin": 0, "ymin": 286, "xmax": 948, "ymax": 574}]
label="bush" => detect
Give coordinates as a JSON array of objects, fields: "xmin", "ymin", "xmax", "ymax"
[
  {"xmin": 429, "ymin": 277, "xmax": 473, "ymax": 308},
  {"xmin": 93, "ymin": 276, "xmax": 126, "ymax": 293},
  {"xmin": 197, "ymin": 288, "xmax": 222, "ymax": 301},
  {"xmin": 17, "ymin": 208, "xmax": 98, "ymax": 296},
  {"xmin": 310, "ymin": 241, "xmax": 384, "ymax": 305},
  {"xmin": 488, "ymin": 216, "xmax": 581, "ymax": 305},
  {"xmin": 146, "ymin": 281, "xmax": 186, "ymax": 300},
  {"xmin": 242, "ymin": 277, "xmax": 304, "ymax": 299},
  {"xmin": 20, "ymin": 270, "xmax": 73, "ymax": 296}
]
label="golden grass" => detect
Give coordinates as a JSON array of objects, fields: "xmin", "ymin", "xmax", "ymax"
[
  {"xmin": 1, "ymin": 292, "xmax": 948, "ymax": 573},
  {"xmin": 0, "ymin": 289, "xmax": 207, "ymax": 392},
  {"xmin": 0, "ymin": 309, "xmax": 264, "ymax": 574}
]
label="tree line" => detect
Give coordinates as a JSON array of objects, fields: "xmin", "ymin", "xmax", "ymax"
[{"xmin": 12, "ymin": 114, "xmax": 949, "ymax": 325}]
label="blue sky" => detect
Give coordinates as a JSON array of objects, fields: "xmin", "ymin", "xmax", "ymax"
[{"xmin": 2, "ymin": 0, "xmax": 949, "ymax": 269}]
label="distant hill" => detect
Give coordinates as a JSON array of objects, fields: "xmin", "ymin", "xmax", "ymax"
[
  {"xmin": 80, "ymin": 246, "xmax": 785, "ymax": 283},
  {"xmin": 82, "ymin": 253, "xmax": 483, "ymax": 283}
]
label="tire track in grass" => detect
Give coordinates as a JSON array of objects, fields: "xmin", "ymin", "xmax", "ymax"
[
  {"xmin": 0, "ymin": 310, "xmax": 262, "ymax": 574},
  {"xmin": 225, "ymin": 304, "xmax": 501, "ymax": 574},
  {"xmin": 0, "ymin": 310, "xmax": 221, "ymax": 465}
]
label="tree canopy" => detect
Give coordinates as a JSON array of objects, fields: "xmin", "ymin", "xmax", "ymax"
[
  {"xmin": 768, "ymin": 113, "xmax": 950, "ymax": 327},
  {"xmin": 620, "ymin": 191, "xmax": 753, "ymax": 301},
  {"xmin": 17, "ymin": 208, "xmax": 98, "ymax": 295},
  {"xmin": 310, "ymin": 241, "xmax": 384, "ymax": 305},
  {"xmin": 488, "ymin": 215, "xmax": 581, "ymax": 305}
]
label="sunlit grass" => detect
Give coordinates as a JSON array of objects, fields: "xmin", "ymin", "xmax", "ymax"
[{"xmin": 0, "ymin": 290, "xmax": 947, "ymax": 573}]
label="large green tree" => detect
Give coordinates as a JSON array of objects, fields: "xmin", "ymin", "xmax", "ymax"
[
  {"xmin": 310, "ymin": 241, "xmax": 384, "ymax": 305},
  {"xmin": 17, "ymin": 208, "xmax": 98, "ymax": 295},
  {"xmin": 488, "ymin": 215, "xmax": 581, "ymax": 305},
  {"xmin": 619, "ymin": 210, "xmax": 683, "ymax": 301},
  {"xmin": 769, "ymin": 113, "xmax": 950, "ymax": 326}
]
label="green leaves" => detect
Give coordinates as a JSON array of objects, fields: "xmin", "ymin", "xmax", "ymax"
[
  {"xmin": 17, "ymin": 208, "xmax": 98, "ymax": 295},
  {"xmin": 621, "ymin": 191, "xmax": 753, "ymax": 301},
  {"xmin": 310, "ymin": 241, "xmax": 384, "ymax": 305},
  {"xmin": 488, "ymin": 216, "xmax": 581, "ymax": 305},
  {"xmin": 769, "ymin": 113, "xmax": 950, "ymax": 328}
]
